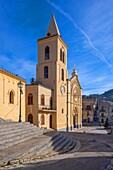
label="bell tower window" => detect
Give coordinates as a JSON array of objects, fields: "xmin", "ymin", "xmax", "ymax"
[
  {"xmin": 44, "ymin": 66, "xmax": 48, "ymax": 78},
  {"xmin": 45, "ymin": 46, "xmax": 50, "ymax": 60},
  {"xmin": 61, "ymin": 69, "xmax": 64, "ymax": 81}
]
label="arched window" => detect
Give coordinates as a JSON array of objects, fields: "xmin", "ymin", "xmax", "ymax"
[
  {"xmin": 41, "ymin": 94, "xmax": 45, "ymax": 105},
  {"xmin": 62, "ymin": 51, "xmax": 65, "ymax": 63},
  {"xmin": 60, "ymin": 49, "xmax": 62, "ymax": 61},
  {"xmin": 61, "ymin": 69, "xmax": 64, "ymax": 81},
  {"xmin": 41, "ymin": 114, "xmax": 45, "ymax": 125},
  {"xmin": 9, "ymin": 91, "xmax": 14, "ymax": 104},
  {"xmin": 28, "ymin": 93, "xmax": 33, "ymax": 105},
  {"xmin": 44, "ymin": 66, "xmax": 48, "ymax": 78},
  {"xmin": 45, "ymin": 46, "xmax": 50, "ymax": 60},
  {"xmin": 28, "ymin": 114, "xmax": 33, "ymax": 124}
]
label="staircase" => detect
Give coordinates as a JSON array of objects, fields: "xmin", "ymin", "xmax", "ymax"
[{"xmin": 0, "ymin": 123, "xmax": 80, "ymax": 168}]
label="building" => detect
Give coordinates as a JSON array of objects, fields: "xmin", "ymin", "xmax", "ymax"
[
  {"xmin": 82, "ymin": 96, "xmax": 113, "ymax": 126},
  {"xmin": 26, "ymin": 14, "xmax": 82, "ymax": 130},
  {"xmin": 82, "ymin": 97, "xmax": 97, "ymax": 124},
  {"xmin": 98, "ymin": 99, "xmax": 113, "ymax": 125},
  {"xmin": 0, "ymin": 68, "xmax": 26, "ymax": 122}
]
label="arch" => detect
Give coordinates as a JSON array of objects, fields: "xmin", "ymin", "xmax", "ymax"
[
  {"xmin": 41, "ymin": 114, "xmax": 45, "ymax": 125},
  {"xmin": 41, "ymin": 94, "xmax": 45, "ymax": 106},
  {"xmin": 61, "ymin": 69, "xmax": 64, "ymax": 81},
  {"xmin": 28, "ymin": 93, "xmax": 33, "ymax": 105},
  {"xmin": 44, "ymin": 66, "xmax": 48, "ymax": 78},
  {"xmin": 9, "ymin": 91, "xmax": 14, "ymax": 104},
  {"xmin": 28, "ymin": 114, "xmax": 33, "ymax": 124},
  {"xmin": 45, "ymin": 46, "xmax": 50, "ymax": 60}
]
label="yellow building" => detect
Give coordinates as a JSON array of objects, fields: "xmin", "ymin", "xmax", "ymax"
[
  {"xmin": 26, "ymin": 14, "xmax": 82, "ymax": 130},
  {"xmin": 0, "ymin": 68, "xmax": 26, "ymax": 122}
]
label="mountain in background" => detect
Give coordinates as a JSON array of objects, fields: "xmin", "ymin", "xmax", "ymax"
[
  {"xmin": 83, "ymin": 89, "xmax": 113, "ymax": 102},
  {"xmin": 100, "ymin": 89, "xmax": 113, "ymax": 102}
]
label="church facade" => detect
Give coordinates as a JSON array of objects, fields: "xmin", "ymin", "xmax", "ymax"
[{"xmin": 26, "ymin": 14, "xmax": 82, "ymax": 130}]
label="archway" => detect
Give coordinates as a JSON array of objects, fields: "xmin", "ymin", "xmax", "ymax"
[{"xmin": 28, "ymin": 114, "xmax": 33, "ymax": 124}]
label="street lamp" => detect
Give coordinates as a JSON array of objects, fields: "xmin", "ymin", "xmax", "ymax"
[
  {"xmin": 18, "ymin": 81, "xmax": 23, "ymax": 122},
  {"xmin": 66, "ymin": 78, "xmax": 69, "ymax": 132}
]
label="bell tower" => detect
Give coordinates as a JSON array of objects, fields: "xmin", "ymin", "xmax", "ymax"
[{"xmin": 36, "ymin": 14, "xmax": 68, "ymax": 130}]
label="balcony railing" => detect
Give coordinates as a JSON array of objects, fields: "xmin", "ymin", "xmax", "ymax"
[{"xmin": 38, "ymin": 104, "xmax": 56, "ymax": 110}]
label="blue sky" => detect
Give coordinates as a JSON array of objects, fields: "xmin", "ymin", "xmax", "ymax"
[{"xmin": 0, "ymin": 0, "xmax": 113, "ymax": 95}]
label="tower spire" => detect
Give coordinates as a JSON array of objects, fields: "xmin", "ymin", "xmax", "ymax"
[{"xmin": 46, "ymin": 14, "xmax": 60, "ymax": 37}]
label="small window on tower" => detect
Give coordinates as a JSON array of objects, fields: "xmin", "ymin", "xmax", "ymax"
[
  {"xmin": 60, "ymin": 49, "xmax": 62, "ymax": 61},
  {"xmin": 61, "ymin": 69, "xmax": 64, "ymax": 81},
  {"xmin": 44, "ymin": 66, "xmax": 48, "ymax": 78},
  {"xmin": 45, "ymin": 46, "xmax": 50, "ymax": 60},
  {"xmin": 62, "ymin": 51, "xmax": 65, "ymax": 63}
]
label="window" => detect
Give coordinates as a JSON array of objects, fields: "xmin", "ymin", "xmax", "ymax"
[
  {"xmin": 28, "ymin": 93, "xmax": 33, "ymax": 105},
  {"xmin": 86, "ymin": 105, "xmax": 91, "ymax": 110},
  {"xmin": 87, "ymin": 111, "xmax": 89, "ymax": 116},
  {"xmin": 61, "ymin": 69, "xmax": 64, "ymax": 81},
  {"xmin": 41, "ymin": 94, "xmax": 45, "ymax": 106},
  {"xmin": 50, "ymin": 97, "xmax": 52, "ymax": 109},
  {"xmin": 9, "ymin": 91, "xmax": 14, "ymax": 104},
  {"xmin": 62, "ymin": 51, "xmax": 64, "ymax": 63},
  {"xmin": 60, "ymin": 49, "xmax": 62, "ymax": 61},
  {"xmin": 101, "ymin": 113, "xmax": 104, "ymax": 117},
  {"xmin": 44, "ymin": 66, "xmax": 48, "ymax": 78},
  {"xmin": 62, "ymin": 108, "xmax": 64, "ymax": 113},
  {"xmin": 88, "ymin": 117, "xmax": 90, "ymax": 123},
  {"xmin": 45, "ymin": 46, "xmax": 50, "ymax": 60},
  {"xmin": 60, "ymin": 49, "xmax": 65, "ymax": 63},
  {"xmin": 41, "ymin": 114, "xmax": 45, "ymax": 125},
  {"xmin": 101, "ymin": 118, "xmax": 104, "ymax": 123}
]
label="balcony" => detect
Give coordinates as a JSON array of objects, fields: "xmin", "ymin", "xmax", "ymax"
[{"xmin": 38, "ymin": 104, "xmax": 56, "ymax": 113}]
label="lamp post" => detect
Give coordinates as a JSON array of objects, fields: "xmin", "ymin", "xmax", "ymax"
[
  {"xmin": 18, "ymin": 81, "xmax": 23, "ymax": 122},
  {"xmin": 66, "ymin": 78, "xmax": 69, "ymax": 132}
]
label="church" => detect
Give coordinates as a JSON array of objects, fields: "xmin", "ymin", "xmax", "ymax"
[{"xmin": 26, "ymin": 14, "xmax": 82, "ymax": 130}]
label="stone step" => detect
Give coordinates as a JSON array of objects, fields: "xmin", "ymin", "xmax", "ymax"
[
  {"xmin": 0, "ymin": 132, "xmax": 56, "ymax": 167},
  {"xmin": 54, "ymin": 137, "xmax": 70, "ymax": 152},
  {"xmin": 0, "ymin": 127, "xmax": 42, "ymax": 145},
  {"xmin": 0, "ymin": 122, "xmax": 35, "ymax": 133},
  {"xmin": 0, "ymin": 124, "xmax": 37, "ymax": 137},
  {"xmin": 0, "ymin": 129, "xmax": 43, "ymax": 150},
  {"xmin": 0, "ymin": 122, "xmax": 30, "ymax": 129},
  {"xmin": 33, "ymin": 133, "xmax": 73, "ymax": 157}
]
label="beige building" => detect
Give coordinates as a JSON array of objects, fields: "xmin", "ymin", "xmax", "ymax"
[
  {"xmin": 26, "ymin": 14, "xmax": 82, "ymax": 130},
  {"xmin": 98, "ymin": 100, "xmax": 113, "ymax": 125},
  {"xmin": 0, "ymin": 68, "xmax": 26, "ymax": 122}
]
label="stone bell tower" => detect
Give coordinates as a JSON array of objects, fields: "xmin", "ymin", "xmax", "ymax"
[{"xmin": 36, "ymin": 14, "xmax": 68, "ymax": 130}]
